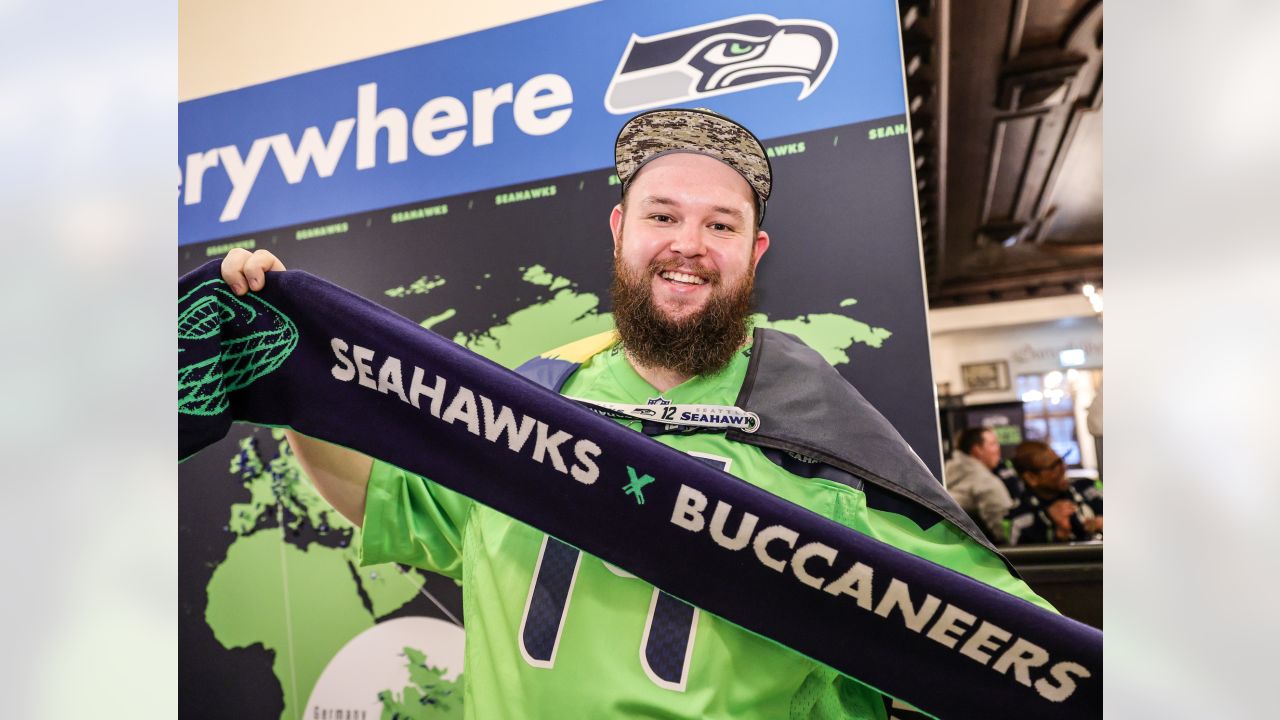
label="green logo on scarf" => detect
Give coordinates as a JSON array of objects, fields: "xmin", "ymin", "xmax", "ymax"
[
  {"xmin": 178, "ymin": 280, "xmax": 298, "ymax": 416},
  {"xmin": 623, "ymin": 466, "xmax": 656, "ymax": 505}
]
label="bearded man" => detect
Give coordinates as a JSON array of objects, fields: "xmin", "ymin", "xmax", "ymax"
[{"xmin": 219, "ymin": 108, "xmax": 1050, "ymax": 719}]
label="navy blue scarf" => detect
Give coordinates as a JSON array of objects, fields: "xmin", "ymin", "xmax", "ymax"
[{"xmin": 179, "ymin": 261, "xmax": 1101, "ymax": 718}]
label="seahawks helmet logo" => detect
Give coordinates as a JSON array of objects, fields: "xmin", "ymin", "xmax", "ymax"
[{"xmin": 604, "ymin": 14, "xmax": 838, "ymax": 114}]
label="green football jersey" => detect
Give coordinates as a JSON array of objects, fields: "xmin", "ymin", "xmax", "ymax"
[{"xmin": 361, "ymin": 339, "xmax": 1052, "ymax": 718}]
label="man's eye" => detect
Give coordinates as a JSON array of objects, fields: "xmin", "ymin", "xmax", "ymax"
[
  {"xmin": 651, "ymin": 214, "xmax": 674, "ymax": 223},
  {"xmin": 710, "ymin": 223, "xmax": 734, "ymax": 232}
]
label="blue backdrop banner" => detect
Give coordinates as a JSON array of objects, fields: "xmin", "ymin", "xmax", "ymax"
[{"xmin": 178, "ymin": 0, "xmax": 907, "ymax": 246}]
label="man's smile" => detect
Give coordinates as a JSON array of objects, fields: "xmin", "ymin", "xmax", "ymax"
[{"xmin": 659, "ymin": 270, "xmax": 709, "ymax": 286}]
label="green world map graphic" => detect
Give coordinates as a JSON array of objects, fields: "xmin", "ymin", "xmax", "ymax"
[{"xmin": 206, "ymin": 264, "xmax": 891, "ymax": 720}]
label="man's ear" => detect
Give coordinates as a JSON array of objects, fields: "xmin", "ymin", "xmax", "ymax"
[
  {"xmin": 610, "ymin": 204, "xmax": 624, "ymax": 255},
  {"xmin": 751, "ymin": 228, "xmax": 771, "ymax": 269}
]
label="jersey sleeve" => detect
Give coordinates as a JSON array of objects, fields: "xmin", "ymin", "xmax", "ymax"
[
  {"xmin": 1006, "ymin": 502, "xmax": 1045, "ymax": 546},
  {"xmin": 359, "ymin": 458, "xmax": 476, "ymax": 581},
  {"xmin": 789, "ymin": 666, "xmax": 891, "ymax": 720},
  {"xmin": 849, "ymin": 493, "xmax": 1057, "ymax": 614}
]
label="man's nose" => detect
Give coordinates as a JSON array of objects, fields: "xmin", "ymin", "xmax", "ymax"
[{"xmin": 668, "ymin": 223, "xmax": 707, "ymax": 257}]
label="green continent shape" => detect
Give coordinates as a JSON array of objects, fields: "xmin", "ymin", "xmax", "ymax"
[
  {"xmin": 421, "ymin": 308, "xmax": 457, "ymax": 330},
  {"xmin": 520, "ymin": 264, "xmax": 572, "ymax": 292},
  {"xmin": 755, "ymin": 312, "xmax": 893, "ymax": 366},
  {"xmin": 225, "ymin": 429, "xmax": 426, "ymax": 616},
  {"xmin": 386, "ymin": 275, "xmax": 447, "ymax": 298},
  {"xmin": 456, "ymin": 265, "xmax": 614, "ymax": 368},
  {"xmin": 228, "ymin": 430, "xmax": 352, "ymax": 536},
  {"xmin": 378, "ymin": 646, "xmax": 465, "ymax": 719},
  {"xmin": 358, "ymin": 562, "xmax": 429, "ymax": 619},
  {"xmin": 206, "ymin": 528, "xmax": 373, "ymax": 720}
]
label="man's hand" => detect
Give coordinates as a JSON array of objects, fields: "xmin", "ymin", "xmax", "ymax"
[
  {"xmin": 221, "ymin": 248, "xmax": 286, "ymax": 295},
  {"xmin": 1047, "ymin": 499, "xmax": 1078, "ymax": 541},
  {"xmin": 1084, "ymin": 516, "xmax": 1103, "ymax": 535}
]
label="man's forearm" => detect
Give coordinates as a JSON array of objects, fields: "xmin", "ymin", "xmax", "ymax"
[{"xmin": 285, "ymin": 429, "xmax": 372, "ymax": 526}]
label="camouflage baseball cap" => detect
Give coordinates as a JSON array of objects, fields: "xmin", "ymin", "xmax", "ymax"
[{"xmin": 614, "ymin": 107, "xmax": 772, "ymax": 222}]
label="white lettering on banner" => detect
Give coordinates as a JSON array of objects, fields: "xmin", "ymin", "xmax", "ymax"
[
  {"xmin": 412, "ymin": 96, "xmax": 469, "ymax": 157},
  {"xmin": 356, "ymin": 83, "xmax": 408, "ymax": 170},
  {"xmin": 666, "ymin": 482, "xmax": 1095, "ymax": 703},
  {"xmin": 182, "ymin": 75, "xmax": 575, "ymax": 223},
  {"xmin": 182, "ymin": 149, "xmax": 220, "ymax": 206},
  {"xmin": 217, "ymin": 139, "xmax": 273, "ymax": 222},
  {"xmin": 329, "ymin": 337, "xmax": 599, "ymax": 486},
  {"xmin": 472, "ymin": 83, "xmax": 515, "ymax": 147},
  {"xmin": 270, "ymin": 120, "xmax": 356, "ymax": 183},
  {"xmin": 513, "ymin": 74, "xmax": 574, "ymax": 136}
]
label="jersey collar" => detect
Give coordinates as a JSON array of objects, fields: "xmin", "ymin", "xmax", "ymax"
[{"xmin": 603, "ymin": 341, "xmax": 752, "ymax": 406}]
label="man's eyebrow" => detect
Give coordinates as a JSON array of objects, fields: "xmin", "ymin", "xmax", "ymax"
[
  {"xmin": 638, "ymin": 196, "xmax": 746, "ymax": 223},
  {"xmin": 710, "ymin": 206, "xmax": 746, "ymax": 223},
  {"xmin": 638, "ymin": 195, "xmax": 679, "ymax": 208}
]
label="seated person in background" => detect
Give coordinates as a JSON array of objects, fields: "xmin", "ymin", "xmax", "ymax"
[
  {"xmin": 943, "ymin": 427, "xmax": 1014, "ymax": 544},
  {"xmin": 1007, "ymin": 440, "xmax": 1104, "ymax": 545},
  {"xmin": 995, "ymin": 454, "xmax": 1023, "ymax": 499}
]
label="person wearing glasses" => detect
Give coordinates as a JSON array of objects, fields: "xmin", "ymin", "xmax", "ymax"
[{"xmin": 1006, "ymin": 440, "xmax": 1104, "ymax": 544}]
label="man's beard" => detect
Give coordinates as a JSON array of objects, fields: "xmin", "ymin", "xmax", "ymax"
[{"xmin": 610, "ymin": 256, "xmax": 756, "ymax": 378}]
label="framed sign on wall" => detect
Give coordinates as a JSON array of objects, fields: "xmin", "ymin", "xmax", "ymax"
[{"xmin": 962, "ymin": 360, "xmax": 1011, "ymax": 392}]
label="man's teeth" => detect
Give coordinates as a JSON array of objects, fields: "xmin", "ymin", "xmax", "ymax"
[{"xmin": 661, "ymin": 271, "xmax": 707, "ymax": 285}]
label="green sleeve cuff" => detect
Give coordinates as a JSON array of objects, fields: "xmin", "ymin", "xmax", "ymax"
[{"xmin": 358, "ymin": 458, "xmax": 472, "ymax": 581}]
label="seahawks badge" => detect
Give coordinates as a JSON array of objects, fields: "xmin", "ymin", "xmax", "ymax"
[{"xmin": 604, "ymin": 14, "xmax": 838, "ymax": 114}]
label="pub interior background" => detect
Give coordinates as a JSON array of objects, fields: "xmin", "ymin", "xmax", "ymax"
[{"xmin": 903, "ymin": 0, "xmax": 1104, "ymax": 628}]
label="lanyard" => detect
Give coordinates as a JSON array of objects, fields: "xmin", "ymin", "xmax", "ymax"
[{"xmin": 565, "ymin": 396, "xmax": 761, "ymax": 433}]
